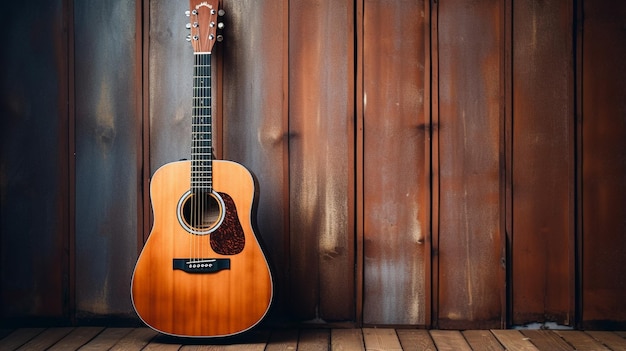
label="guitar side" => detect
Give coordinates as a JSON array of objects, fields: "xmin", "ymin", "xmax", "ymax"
[{"xmin": 131, "ymin": 160, "xmax": 273, "ymax": 338}]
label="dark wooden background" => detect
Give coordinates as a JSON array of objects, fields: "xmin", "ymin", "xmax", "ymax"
[{"xmin": 1, "ymin": 0, "xmax": 625, "ymax": 329}]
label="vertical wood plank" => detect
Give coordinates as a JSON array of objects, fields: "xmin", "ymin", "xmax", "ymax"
[
  {"xmin": 581, "ymin": 0, "xmax": 626, "ymax": 329},
  {"xmin": 149, "ymin": 0, "xmax": 194, "ymax": 170},
  {"xmin": 362, "ymin": 0, "xmax": 430, "ymax": 326},
  {"xmin": 288, "ymin": 0, "xmax": 355, "ymax": 321},
  {"xmin": 74, "ymin": 0, "xmax": 140, "ymax": 318},
  {"xmin": 511, "ymin": 0, "xmax": 575, "ymax": 326},
  {"xmin": 0, "ymin": 0, "xmax": 70, "ymax": 322},
  {"xmin": 436, "ymin": 0, "xmax": 505, "ymax": 329},
  {"xmin": 220, "ymin": 0, "xmax": 289, "ymax": 322}
]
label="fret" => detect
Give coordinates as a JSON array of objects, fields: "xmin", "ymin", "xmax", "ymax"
[{"xmin": 190, "ymin": 52, "xmax": 213, "ymax": 192}]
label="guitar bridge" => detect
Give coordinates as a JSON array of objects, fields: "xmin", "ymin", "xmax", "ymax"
[{"xmin": 173, "ymin": 258, "xmax": 230, "ymax": 273}]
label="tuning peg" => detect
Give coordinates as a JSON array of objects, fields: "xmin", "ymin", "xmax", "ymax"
[
  {"xmin": 218, "ymin": 9, "xmax": 225, "ymax": 16},
  {"xmin": 217, "ymin": 22, "xmax": 225, "ymax": 29},
  {"xmin": 186, "ymin": 34, "xmax": 192, "ymax": 42},
  {"xmin": 185, "ymin": 10, "xmax": 190, "ymax": 17},
  {"xmin": 186, "ymin": 23, "xmax": 191, "ymax": 29},
  {"xmin": 217, "ymin": 35, "xmax": 224, "ymax": 42}
]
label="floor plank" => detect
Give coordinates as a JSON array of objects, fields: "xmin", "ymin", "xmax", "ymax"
[
  {"xmin": 363, "ymin": 328, "xmax": 403, "ymax": 351},
  {"xmin": 491, "ymin": 330, "xmax": 539, "ymax": 351},
  {"xmin": 331, "ymin": 328, "xmax": 365, "ymax": 351},
  {"xmin": 396, "ymin": 329, "xmax": 436, "ymax": 351},
  {"xmin": 79, "ymin": 327, "xmax": 134, "ymax": 350},
  {"xmin": 265, "ymin": 329, "xmax": 298, "ymax": 351},
  {"xmin": 0, "ymin": 328, "xmax": 45, "ymax": 350},
  {"xmin": 0, "ymin": 329, "xmax": 16, "ymax": 340},
  {"xmin": 586, "ymin": 331, "xmax": 626, "ymax": 351},
  {"xmin": 462, "ymin": 330, "xmax": 504, "ymax": 351},
  {"xmin": 16, "ymin": 327, "xmax": 74, "ymax": 351},
  {"xmin": 429, "ymin": 330, "xmax": 472, "ymax": 351},
  {"xmin": 298, "ymin": 329, "xmax": 330, "ymax": 351},
  {"xmin": 520, "ymin": 330, "xmax": 574, "ymax": 351},
  {"xmin": 47, "ymin": 327, "xmax": 105, "ymax": 351},
  {"xmin": 143, "ymin": 337, "xmax": 183, "ymax": 351},
  {"xmin": 3, "ymin": 327, "xmax": 626, "ymax": 350},
  {"xmin": 553, "ymin": 331, "xmax": 610, "ymax": 351},
  {"xmin": 110, "ymin": 327, "xmax": 159, "ymax": 351}
]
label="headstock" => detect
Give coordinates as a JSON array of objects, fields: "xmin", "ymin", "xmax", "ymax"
[{"xmin": 186, "ymin": 0, "xmax": 224, "ymax": 54}]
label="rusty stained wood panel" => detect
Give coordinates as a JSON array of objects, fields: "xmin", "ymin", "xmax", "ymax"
[
  {"xmin": 220, "ymin": 0, "xmax": 289, "ymax": 321},
  {"xmin": 511, "ymin": 0, "xmax": 575, "ymax": 326},
  {"xmin": 0, "ymin": 0, "xmax": 70, "ymax": 320},
  {"xmin": 581, "ymin": 0, "xmax": 626, "ymax": 329},
  {"xmin": 288, "ymin": 0, "xmax": 355, "ymax": 321},
  {"xmin": 362, "ymin": 0, "xmax": 429, "ymax": 325},
  {"xmin": 74, "ymin": 0, "xmax": 140, "ymax": 317},
  {"xmin": 436, "ymin": 0, "xmax": 504, "ymax": 329},
  {"xmin": 149, "ymin": 0, "xmax": 196, "ymax": 171}
]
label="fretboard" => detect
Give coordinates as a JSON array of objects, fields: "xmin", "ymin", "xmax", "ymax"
[{"xmin": 191, "ymin": 53, "xmax": 213, "ymax": 193}]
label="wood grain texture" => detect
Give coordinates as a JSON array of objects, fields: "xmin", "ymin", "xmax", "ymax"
[
  {"xmin": 396, "ymin": 329, "xmax": 437, "ymax": 351},
  {"xmin": 0, "ymin": 0, "xmax": 70, "ymax": 321},
  {"xmin": 362, "ymin": 0, "xmax": 429, "ymax": 326},
  {"xmin": 363, "ymin": 328, "xmax": 403, "ymax": 351},
  {"xmin": 74, "ymin": 0, "xmax": 141, "ymax": 318},
  {"xmin": 15, "ymin": 327, "xmax": 73, "ymax": 351},
  {"xmin": 553, "ymin": 331, "xmax": 610, "ymax": 351},
  {"xmin": 511, "ymin": 0, "xmax": 575, "ymax": 326},
  {"xmin": 288, "ymin": 0, "xmax": 355, "ymax": 322},
  {"xmin": 47, "ymin": 327, "xmax": 105, "ymax": 351},
  {"xmin": 131, "ymin": 160, "xmax": 272, "ymax": 337},
  {"xmin": 298, "ymin": 329, "xmax": 330, "ymax": 351},
  {"xmin": 490, "ymin": 330, "xmax": 538, "ymax": 351},
  {"xmin": 436, "ymin": 0, "xmax": 504, "ymax": 329},
  {"xmin": 462, "ymin": 330, "xmax": 504, "ymax": 351},
  {"xmin": 581, "ymin": 0, "xmax": 626, "ymax": 329},
  {"xmin": 586, "ymin": 331, "xmax": 626, "ymax": 351},
  {"xmin": 520, "ymin": 330, "xmax": 573, "ymax": 351},
  {"xmin": 332, "ymin": 329, "xmax": 365, "ymax": 351},
  {"xmin": 109, "ymin": 328, "xmax": 158, "ymax": 351},
  {"xmin": 220, "ymin": 0, "xmax": 289, "ymax": 323},
  {"xmin": 429, "ymin": 330, "xmax": 471, "ymax": 351}
]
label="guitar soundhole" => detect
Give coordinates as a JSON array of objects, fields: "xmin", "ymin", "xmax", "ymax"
[{"xmin": 178, "ymin": 190, "xmax": 225, "ymax": 234}]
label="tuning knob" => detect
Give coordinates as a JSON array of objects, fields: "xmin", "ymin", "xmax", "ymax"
[
  {"xmin": 186, "ymin": 34, "xmax": 192, "ymax": 42},
  {"xmin": 218, "ymin": 9, "xmax": 225, "ymax": 16},
  {"xmin": 185, "ymin": 10, "xmax": 190, "ymax": 17},
  {"xmin": 217, "ymin": 22, "xmax": 225, "ymax": 29},
  {"xmin": 217, "ymin": 35, "xmax": 224, "ymax": 42},
  {"xmin": 186, "ymin": 23, "xmax": 191, "ymax": 29}
]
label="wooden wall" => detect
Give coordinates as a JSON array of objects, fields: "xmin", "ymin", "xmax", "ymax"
[{"xmin": 1, "ymin": 0, "xmax": 625, "ymax": 330}]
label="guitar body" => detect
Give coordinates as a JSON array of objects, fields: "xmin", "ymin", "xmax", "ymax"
[{"xmin": 131, "ymin": 160, "xmax": 273, "ymax": 337}]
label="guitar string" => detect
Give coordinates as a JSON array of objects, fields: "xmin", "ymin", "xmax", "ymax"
[{"xmin": 192, "ymin": 52, "xmax": 212, "ymax": 264}]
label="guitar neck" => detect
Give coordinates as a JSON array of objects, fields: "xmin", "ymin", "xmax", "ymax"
[{"xmin": 191, "ymin": 52, "xmax": 213, "ymax": 193}]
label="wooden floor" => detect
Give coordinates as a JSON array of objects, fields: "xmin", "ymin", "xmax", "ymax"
[{"xmin": 1, "ymin": 327, "xmax": 626, "ymax": 350}]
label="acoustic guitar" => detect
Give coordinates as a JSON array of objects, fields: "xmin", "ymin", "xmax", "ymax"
[{"xmin": 131, "ymin": 0, "xmax": 273, "ymax": 337}]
